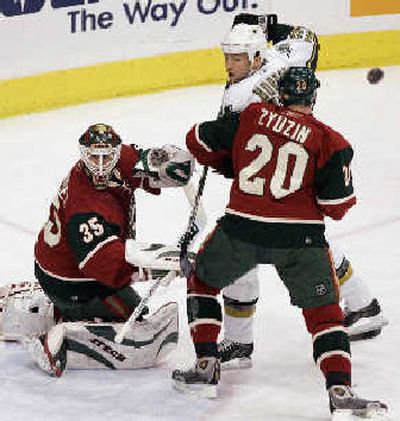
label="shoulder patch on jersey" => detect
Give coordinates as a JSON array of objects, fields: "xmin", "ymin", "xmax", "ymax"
[
  {"xmin": 66, "ymin": 212, "xmax": 121, "ymax": 267},
  {"xmin": 289, "ymin": 26, "xmax": 317, "ymax": 43},
  {"xmin": 275, "ymin": 43, "xmax": 292, "ymax": 57}
]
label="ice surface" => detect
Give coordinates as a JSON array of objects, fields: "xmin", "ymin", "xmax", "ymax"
[{"xmin": 0, "ymin": 66, "xmax": 399, "ymax": 421}]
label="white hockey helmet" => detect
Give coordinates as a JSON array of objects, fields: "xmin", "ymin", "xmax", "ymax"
[{"xmin": 221, "ymin": 23, "xmax": 267, "ymax": 63}]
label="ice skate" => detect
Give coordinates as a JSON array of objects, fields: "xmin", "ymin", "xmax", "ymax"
[
  {"xmin": 218, "ymin": 338, "xmax": 253, "ymax": 369},
  {"xmin": 344, "ymin": 299, "xmax": 388, "ymax": 341},
  {"xmin": 172, "ymin": 356, "xmax": 220, "ymax": 398},
  {"xmin": 329, "ymin": 385, "xmax": 388, "ymax": 419}
]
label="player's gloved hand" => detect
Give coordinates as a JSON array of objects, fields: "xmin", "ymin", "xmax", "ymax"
[
  {"xmin": 135, "ymin": 145, "xmax": 194, "ymax": 188},
  {"xmin": 157, "ymin": 145, "xmax": 194, "ymax": 187},
  {"xmin": 253, "ymin": 69, "xmax": 284, "ymax": 104}
]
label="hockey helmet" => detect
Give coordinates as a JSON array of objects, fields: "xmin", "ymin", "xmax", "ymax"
[
  {"xmin": 221, "ymin": 23, "xmax": 267, "ymax": 63},
  {"xmin": 233, "ymin": 13, "xmax": 261, "ymax": 27},
  {"xmin": 278, "ymin": 67, "xmax": 320, "ymax": 107},
  {"xmin": 79, "ymin": 123, "xmax": 121, "ymax": 189},
  {"xmin": 232, "ymin": 13, "xmax": 278, "ymax": 39}
]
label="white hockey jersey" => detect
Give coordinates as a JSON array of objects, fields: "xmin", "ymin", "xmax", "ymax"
[{"xmin": 219, "ymin": 26, "xmax": 319, "ymax": 117}]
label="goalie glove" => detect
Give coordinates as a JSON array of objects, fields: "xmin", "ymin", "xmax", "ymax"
[
  {"xmin": 0, "ymin": 281, "xmax": 54, "ymax": 341},
  {"xmin": 134, "ymin": 145, "xmax": 194, "ymax": 188},
  {"xmin": 253, "ymin": 69, "xmax": 285, "ymax": 104},
  {"xmin": 125, "ymin": 240, "xmax": 195, "ymax": 279}
]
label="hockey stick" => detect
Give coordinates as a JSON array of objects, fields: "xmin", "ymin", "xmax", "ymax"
[
  {"xmin": 114, "ymin": 270, "xmax": 176, "ymax": 343},
  {"xmin": 115, "ymin": 171, "xmax": 208, "ymax": 344},
  {"xmin": 179, "ymin": 165, "xmax": 209, "ymax": 278},
  {"xmin": 181, "ymin": 166, "xmax": 208, "ymax": 242}
]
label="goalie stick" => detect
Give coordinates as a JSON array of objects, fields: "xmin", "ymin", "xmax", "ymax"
[
  {"xmin": 114, "ymin": 270, "xmax": 176, "ymax": 344},
  {"xmin": 115, "ymin": 170, "xmax": 208, "ymax": 344}
]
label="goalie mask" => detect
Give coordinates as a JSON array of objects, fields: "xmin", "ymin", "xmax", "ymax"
[
  {"xmin": 79, "ymin": 123, "xmax": 122, "ymax": 189},
  {"xmin": 278, "ymin": 66, "xmax": 320, "ymax": 107},
  {"xmin": 221, "ymin": 23, "xmax": 267, "ymax": 65}
]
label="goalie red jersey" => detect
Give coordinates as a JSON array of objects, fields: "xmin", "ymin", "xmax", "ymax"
[
  {"xmin": 186, "ymin": 102, "xmax": 356, "ymax": 246},
  {"xmin": 35, "ymin": 144, "xmax": 159, "ymax": 296}
]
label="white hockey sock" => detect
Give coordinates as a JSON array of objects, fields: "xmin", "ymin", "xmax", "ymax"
[
  {"xmin": 340, "ymin": 273, "xmax": 373, "ymax": 312},
  {"xmin": 223, "ymin": 314, "xmax": 254, "ymax": 344}
]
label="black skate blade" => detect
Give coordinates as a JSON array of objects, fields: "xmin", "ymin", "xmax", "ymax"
[{"xmin": 349, "ymin": 328, "xmax": 382, "ymax": 342}]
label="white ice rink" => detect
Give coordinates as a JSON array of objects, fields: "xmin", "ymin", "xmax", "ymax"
[{"xmin": 0, "ymin": 67, "xmax": 399, "ymax": 421}]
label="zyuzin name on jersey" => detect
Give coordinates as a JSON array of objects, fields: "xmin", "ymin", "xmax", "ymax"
[{"xmin": 258, "ymin": 108, "xmax": 311, "ymax": 144}]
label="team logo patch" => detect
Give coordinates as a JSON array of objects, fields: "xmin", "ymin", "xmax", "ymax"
[
  {"xmin": 199, "ymin": 360, "xmax": 209, "ymax": 370},
  {"xmin": 276, "ymin": 43, "xmax": 291, "ymax": 57},
  {"xmin": 315, "ymin": 283, "xmax": 327, "ymax": 296}
]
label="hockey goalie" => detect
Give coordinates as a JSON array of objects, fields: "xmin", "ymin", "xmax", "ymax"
[{"xmin": 0, "ymin": 123, "xmax": 196, "ymax": 376}]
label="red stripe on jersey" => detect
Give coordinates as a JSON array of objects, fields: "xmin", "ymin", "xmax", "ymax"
[{"xmin": 319, "ymin": 196, "xmax": 357, "ymax": 220}]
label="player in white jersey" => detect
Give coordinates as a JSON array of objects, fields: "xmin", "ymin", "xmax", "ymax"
[
  {"xmin": 217, "ymin": 14, "xmax": 388, "ymax": 367},
  {"xmin": 219, "ymin": 14, "xmax": 318, "ymax": 118}
]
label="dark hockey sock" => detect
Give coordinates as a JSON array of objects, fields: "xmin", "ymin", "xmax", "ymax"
[
  {"xmin": 187, "ymin": 273, "xmax": 222, "ymax": 346},
  {"xmin": 195, "ymin": 342, "xmax": 219, "ymax": 358}
]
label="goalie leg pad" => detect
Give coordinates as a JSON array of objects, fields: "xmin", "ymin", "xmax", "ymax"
[
  {"xmin": 68, "ymin": 301, "xmax": 179, "ymax": 369},
  {"xmin": 29, "ymin": 302, "xmax": 179, "ymax": 374}
]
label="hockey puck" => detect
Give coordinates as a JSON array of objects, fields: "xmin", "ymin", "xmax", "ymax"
[{"xmin": 367, "ymin": 68, "xmax": 384, "ymax": 84}]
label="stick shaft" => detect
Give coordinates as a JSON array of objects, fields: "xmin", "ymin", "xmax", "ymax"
[
  {"xmin": 115, "ymin": 170, "xmax": 208, "ymax": 343},
  {"xmin": 114, "ymin": 270, "xmax": 176, "ymax": 343}
]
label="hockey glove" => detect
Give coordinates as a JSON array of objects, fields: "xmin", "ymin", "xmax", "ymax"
[
  {"xmin": 253, "ymin": 69, "xmax": 284, "ymax": 104},
  {"xmin": 135, "ymin": 145, "xmax": 194, "ymax": 188},
  {"xmin": 157, "ymin": 145, "xmax": 194, "ymax": 187}
]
